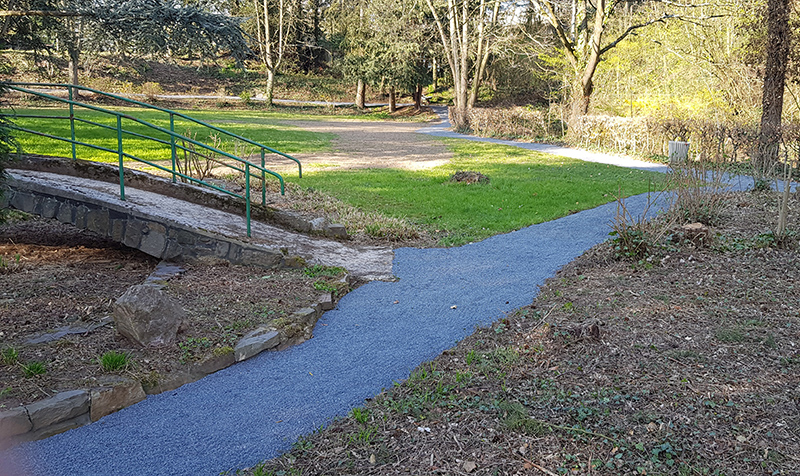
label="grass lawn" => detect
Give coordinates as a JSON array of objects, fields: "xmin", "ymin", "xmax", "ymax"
[
  {"xmin": 292, "ymin": 139, "xmax": 666, "ymax": 246},
  {"xmin": 6, "ymin": 107, "xmax": 335, "ymax": 166}
]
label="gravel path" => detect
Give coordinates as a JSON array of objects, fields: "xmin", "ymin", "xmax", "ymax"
[{"xmin": 2, "ymin": 108, "xmax": 750, "ymax": 476}]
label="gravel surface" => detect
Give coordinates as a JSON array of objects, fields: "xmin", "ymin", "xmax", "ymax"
[{"xmin": 2, "ymin": 109, "xmax": 767, "ymax": 476}]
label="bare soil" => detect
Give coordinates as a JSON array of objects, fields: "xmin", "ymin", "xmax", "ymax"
[
  {"xmin": 0, "ymin": 217, "xmax": 349, "ymax": 408},
  {"xmin": 251, "ymin": 191, "xmax": 800, "ymax": 476}
]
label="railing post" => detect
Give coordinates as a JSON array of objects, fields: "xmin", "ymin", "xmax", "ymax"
[
  {"xmin": 170, "ymin": 113, "xmax": 177, "ymax": 183},
  {"xmin": 117, "ymin": 114, "xmax": 126, "ymax": 201},
  {"xmin": 245, "ymin": 163, "xmax": 251, "ymax": 237},
  {"xmin": 261, "ymin": 148, "xmax": 266, "ymax": 205},
  {"xmin": 68, "ymin": 86, "xmax": 76, "ymax": 161}
]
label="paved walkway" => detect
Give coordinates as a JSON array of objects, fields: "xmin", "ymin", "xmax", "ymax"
[{"xmin": 0, "ymin": 109, "xmax": 775, "ymax": 475}]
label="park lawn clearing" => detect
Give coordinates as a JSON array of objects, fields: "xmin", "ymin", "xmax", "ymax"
[
  {"xmin": 8, "ymin": 107, "xmax": 335, "ymax": 166},
  {"xmin": 291, "ymin": 139, "xmax": 666, "ymax": 246}
]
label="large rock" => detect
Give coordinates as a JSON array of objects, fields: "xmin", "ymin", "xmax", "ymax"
[
  {"xmin": 26, "ymin": 390, "xmax": 89, "ymax": 431},
  {"xmin": 90, "ymin": 377, "xmax": 147, "ymax": 421},
  {"xmin": 234, "ymin": 327, "xmax": 282, "ymax": 362},
  {"xmin": 113, "ymin": 284, "xmax": 185, "ymax": 347}
]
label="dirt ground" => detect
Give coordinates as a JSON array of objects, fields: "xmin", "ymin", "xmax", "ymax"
[
  {"xmin": 251, "ymin": 190, "xmax": 800, "ymax": 476},
  {"xmin": 270, "ymin": 119, "xmax": 452, "ymax": 173},
  {"xmin": 0, "ymin": 217, "xmax": 349, "ymax": 408}
]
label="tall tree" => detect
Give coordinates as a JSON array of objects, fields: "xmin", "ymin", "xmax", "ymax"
[
  {"xmin": 758, "ymin": 0, "xmax": 792, "ymax": 168},
  {"xmin": 1, "ymin": 0, "xmax": 249, "ymax": 87}
]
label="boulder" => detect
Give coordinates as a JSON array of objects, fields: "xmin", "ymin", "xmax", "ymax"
[
  {"xmin": 113, "ymin": 284, "xmax": 185, "ymax": 347},
  {"xmin": 234, "ymin": 327, "xmax": 282, "ymax": 362}
]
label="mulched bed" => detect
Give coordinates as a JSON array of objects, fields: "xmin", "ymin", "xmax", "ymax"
[
  {"xmin": 0, "ymin": 216, "xmax": 346, "ymax": 408},
  {"xmin": 250, "ymin": 190, "xmax": 799, "ymax": 476}
]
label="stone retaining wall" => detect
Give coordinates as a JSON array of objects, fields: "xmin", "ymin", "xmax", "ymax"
[
  {"xmin": 9, "ymin": 155, "xmax": 347, "ymax": 238},
  {"xmin": 2, "ymin": 184, "xmax": 292, "ymax": 268}
]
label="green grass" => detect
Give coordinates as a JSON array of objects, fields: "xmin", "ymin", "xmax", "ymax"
[
  {"xmin": 99, "ymin": 350, "xmax": 131, "ymax": 371},
  {"xmin": 292, "ymin": 139, "xmax": 666, "ymax": 246},
  {"xmin": 7, "ymin": 107, "xmax": 334, "ymax": 167},
  {"xmin": 22, "ymin": 361, "xmax": 46, "ymax": 377}
]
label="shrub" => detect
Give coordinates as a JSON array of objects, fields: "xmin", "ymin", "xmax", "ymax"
[{"xmin": 140, "ymin": 81, "xmax": 163, "ymax": 100}]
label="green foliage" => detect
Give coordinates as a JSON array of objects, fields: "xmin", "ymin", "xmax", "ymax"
[
  {"xmin": 22, "ymin": 361, "xmax": 46, "ymax": 377},
  {"xmin": 178, "ymin": 337, "xmax": 212, "ymax": 364},
  {"xmin": 99, "ymin": 351, "xmax": 131, "ymax": 371},
  {"xmin": 1, "ymin": 347, "xmax": 19, "ymax": 366},
  {"xmin": 303, "ymin": 265, "xmax": 346, "ymax": 278}
]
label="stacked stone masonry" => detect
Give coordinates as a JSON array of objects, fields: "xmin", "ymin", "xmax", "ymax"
[{"xmin": 3, "ymin": 187, "xmax": 290, "ymax": 267}]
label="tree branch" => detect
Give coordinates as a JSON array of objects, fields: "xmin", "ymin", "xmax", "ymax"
[
  {"xmin": 599, "ymin": 13, "xmax": 673, "ymax": 56},
  {"xmin": 0, "ymin": 10, "xmax": 83, "ymax": 17}
]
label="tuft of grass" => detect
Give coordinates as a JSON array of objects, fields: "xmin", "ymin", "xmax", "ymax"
[
  {"xmin": 99, "ymin": 350, "xmax": 131, "ymax": 371},
  {"xmin": 22, "ymin": 361, "xmax": 46, "ymax": 377},
  {"xmin": 1, "ymin": 346, "xmax": 19, "ymax": 365}
]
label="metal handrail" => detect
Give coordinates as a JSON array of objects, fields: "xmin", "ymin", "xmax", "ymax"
[
  {"xmin": 2, "ymin": 83, "xmax": 302, "ymax": 237},
  {"xmin": 7, "ymin": 82, "xmax": 303, "ymax": 177}
]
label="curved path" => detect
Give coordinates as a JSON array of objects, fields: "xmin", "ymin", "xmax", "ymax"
[{"xmin": 0, "ymin": 109, "xmax": 752, "ymax": 476}]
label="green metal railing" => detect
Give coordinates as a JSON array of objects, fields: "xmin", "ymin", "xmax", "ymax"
[{"xmin": 2, "ymin": 83, "xmax": 304, "ymax": 237}]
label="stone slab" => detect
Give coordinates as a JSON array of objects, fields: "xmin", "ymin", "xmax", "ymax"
[
  {"xmin": 26, "ymin": 390, "xmax": 90, "ymax": 431},
  {"xmin": 234, "ymin": 327, "xmax": 281, "ymax": 362},
  {"xmin": 90, "ymin": 377, "xmax": 147, "ymax": 421},
  {"xmin": 0, "ymin": 407, "xmax": 32, "ymax": 438}
]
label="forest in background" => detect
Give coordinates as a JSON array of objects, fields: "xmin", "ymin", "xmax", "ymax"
[{"xmin": 1, "ymin": 0, "xmax": 799, "ymax": 178}]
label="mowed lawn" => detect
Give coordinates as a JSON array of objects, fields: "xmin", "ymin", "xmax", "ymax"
[
  {"xmin": 8, "ymin": 107, "xmax": 334, "ymax": 165},
  {"xmin": 292, "ymin": 140, "xmax": 665, "ymax": 246}
]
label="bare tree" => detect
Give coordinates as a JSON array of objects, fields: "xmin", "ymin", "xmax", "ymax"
[
  {"xmin": 530, "ymin": 0, "xmax": 676, "ymax": 122},
  {"xmin": 255, "ymin": 0, "xmax": 295, "ymax": 106},
  {"xmin": 757, "ymin": 0, "xmax": 792, "ymax": 177},
  {"xmin": 425, "ymin": 0, "xmax": 503, "ymax": 129}
]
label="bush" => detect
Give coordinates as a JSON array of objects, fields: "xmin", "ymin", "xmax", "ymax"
[{"xmin": 463, "ymin": 106, "xmax": 564, "ymax": 141}]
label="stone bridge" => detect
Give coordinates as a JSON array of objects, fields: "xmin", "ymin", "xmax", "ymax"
[{"xmin": 2, "ymin": 156, "xmax": 394, "ymax": 280}]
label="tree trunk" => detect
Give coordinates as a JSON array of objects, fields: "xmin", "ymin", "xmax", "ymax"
[
  {"xmin": 67, "ymin": 44, "xmax": 80, "ymax": 87},
  {"xmin": 356, "ymin": 79, "xmax": 366, "ymax": 109},
  {"xmin": 389, "ymin": 87, "xmax": 396, "ymax": 112},
  {"xmin": 432, "ymin": 56, "xmax": 438, "ymax": 90},
  {"xmin": 414, "ymin": 84, "xmax": 422, "ymax": 110},
  {"xmin": 265, "ymin": 68, "xmax": 275, "ymax": 106},
  {"xmin": 758, "ymin": 0, "xmax": 791, "ymax": 178}
]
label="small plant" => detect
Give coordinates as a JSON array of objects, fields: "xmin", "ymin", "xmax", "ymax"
[
  {"xmin": 303, "ymin": 264, "xmax": 346, "ymax": 278},
  {"xmin": 178, "ymin": 337, "xmax": 212, "ymax": 364},
  {"xmin": 312, "ymin": 280, "xmax": 337, "ymax": 293},
  {"xmin": 351, "ymin": 407, "xmax": 370, "ymax": 425},
  {"xmin": 1, "ymin": 346, "xmax": 19, "ymax": 365},
  {"xmin": 22, "ymin": 361, "xmax": 46, "ymax": 377},
  {"xmin": 140, "ymin": 81, "xmax": 163, "ymax": 100},
  {"xmin": 99, "ymin": 351, "xmax": 130, "ymax": 371}
]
